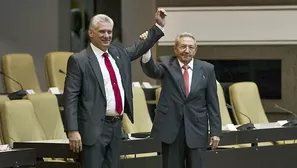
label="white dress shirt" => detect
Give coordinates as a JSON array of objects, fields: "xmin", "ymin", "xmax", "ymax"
[
  {"xmin": 142, "ymin": 50, "xmax": 194, "ymax": 92},
  {"xmin": 178, "ymin": 59, "xmax": 193, "ymax": 92},
  {"xmin": 90, "ymin": 43, "xmax": 125, "ymax": 116}
]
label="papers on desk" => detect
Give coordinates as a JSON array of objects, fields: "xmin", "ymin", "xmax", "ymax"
[
  {"xmin": 222, "ymin": 122, "xmax": 288, "ymax": 132},
  {"xmin": 128, "ymin": 134, "xmax": 139, "ymax": 140},
  {"xmin": 132, "ymin": 82, "xmax": 141, "ymax": 87},
  {"xmin": 223, "ymin": 120, "xmax": 288, "ymax": 131},
  {"xmin": 276, "ymin": 120, "xmax": 288, "ymax": 126},
  {"xmin": 22, "ymin": 139, "xmax": 69, "ymax": 144},
  {"xmin": 142, "ymin": 82, "xmax": 153, "ymax": 88},
  {"xmin": 223, "ymin": 124, "xmax": 238, "ymax": 131},
  {"xmin": 48, "ymin": 87, "xmax": 61, "ymax": 94},
  {"xmin": 132, "ymin": 82, "xmax": 153, "ymax": 88},
  {"xmin": 0, "ymin": 144, "xmax": 11, "ymax": 151},
  {"xmin": 128, "ymin": 134, "xmax": 150, "ymax": 140},
  {"xmin": 26, "ymin": 89, "xmax": 35, "ymax": 94}
]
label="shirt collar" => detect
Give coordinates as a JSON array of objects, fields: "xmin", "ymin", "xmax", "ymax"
[
  {"xmin": 177, "ymin": 58, "xmax": 194, "ymax": 70},
  {"xmin": 90, "ymin": 42, "xmax": 109, "ymax": 57}
]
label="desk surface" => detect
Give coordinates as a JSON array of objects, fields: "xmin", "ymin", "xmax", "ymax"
[
  {"xmin": 222, "ymin": 122, "xmax": 283, "ymax": 131},
  {"xmin": 16, "ymin": 123, "xmax": 297, "ymax": 147},
  {"xmin": 244, "ymin": 122, "xmax": 283, "ymax": 129},
  {"xmin": 19, "ymin": 136, "xmax": 151, "ymax": 144},
  {"xmin": 14, "ymin": 137, "xmax": 161, "ymax": 156},
  {"xmin": 13, "ymin": 138, "xmax": 162, "ymax": 168}
]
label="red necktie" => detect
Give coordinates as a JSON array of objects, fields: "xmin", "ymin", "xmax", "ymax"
[
  {"xmin": 103, "ymin": 52, "xmax": 123, "ymax": 114},
  {"xmin": 182, "ymin": 65, "xmax": 189, "ymax": 97}
]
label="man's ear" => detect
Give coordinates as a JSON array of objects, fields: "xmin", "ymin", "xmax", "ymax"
[
  {"xmin": 88, "ymin": 29, "xmax": 93, "ymax": 38},
  {"xmin": 173, "ymin": 45, "xmax": 178, "ymax": 55}
]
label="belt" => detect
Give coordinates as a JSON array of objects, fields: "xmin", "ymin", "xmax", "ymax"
[{"xmin": 105, "ymin": 115, "xmax": 123, "ymax": 121}]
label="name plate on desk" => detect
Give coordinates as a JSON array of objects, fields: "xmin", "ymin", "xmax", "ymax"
[
  {"xmin": 0, "ymin": 144, "xmax": 10, "ymax": 151},
  {"xmin": 26, "ymin": 89, "xmax": 35, "ymax": 95},
  {"xmin": 224, "ymin": 124, "xmax": 237, "ymax": 131},
  {"xmin": 276, "ymin": 120, "xmax": 288, "ymax": 126},
  {"xmin": 48, "ymin": 87, "xmax": 61, "ymax": 94},
  {"xmin": 129, "ymin": 132, "xmax": 151, "ymax": 139},
  {"xmin": 132, "ymin": 82, "xmax": 142, "ymax": 87},
  {"xmin": 142, "ymin": 82, "xmax": 153, "ymax": 88}
]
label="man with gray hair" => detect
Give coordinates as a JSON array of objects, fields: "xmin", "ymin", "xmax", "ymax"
[
  {"xmin": 63, "ymin": 9, "xmax": 167, "ymax": 168},
  {"xmin": 140, "ymin": 31, "xmax": 222, "ymax": 168}
]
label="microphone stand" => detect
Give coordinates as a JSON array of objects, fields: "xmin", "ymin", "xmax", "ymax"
[
  {"xmin": 0, "ymin": 71, "xmax": 27, "ymax": 100},
  {"xmin": 226, "ymin": 104, "xmax": 255, "ymax": 131},
  {"xmin": 274, "ymin": 104, "xmax": 297, "ymax": 127},
  {"xmin": 226, "ymin": 104, "xmax": 257, "ymax": 147}
]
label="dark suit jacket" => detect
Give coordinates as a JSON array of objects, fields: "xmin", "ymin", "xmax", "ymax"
[
  {"xmin": 141, "ymin": 56, "xmax": 221, "ymax": 148},
  {"xmin": 63, "ymin": 25, "xmax": 164, "ymax": 146}
]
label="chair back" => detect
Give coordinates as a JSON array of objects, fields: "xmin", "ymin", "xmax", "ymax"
[{"xmin": 2, "ymin": 54, "xmax": 41, "ymax": 93}]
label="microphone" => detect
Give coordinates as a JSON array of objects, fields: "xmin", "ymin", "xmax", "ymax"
[
  {"xmin": 226, "ymin": 103, "xmax": 255, "ymax": 130},
  {"xmin": 274, "ymin": 104, "xmax": 297, "ymax": 127},
  {"xmin": 0, "ymin": 71, "xmax": 27, "ymax": 100},
  {"xmin": 0, "ymin": 71, "xmax": 23, "ymax": 90},
  {"xmin": 59, "ymin": 69, "xmax": 66, "ymax": 75}
]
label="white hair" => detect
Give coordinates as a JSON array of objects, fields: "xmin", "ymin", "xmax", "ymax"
[
  {"xmin": 174, "ymin": 32, "xmax": 197, "ymax": 46},
  {"xmin": 89, "ymin": 14, "xmax": 114, "ymax": 29}
]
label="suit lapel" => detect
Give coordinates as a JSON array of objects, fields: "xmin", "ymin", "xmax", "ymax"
[
  {"xmin": 188, "ymin": 59, "xmax": 203, "ymax": 97},
  {"xmin": 169, "ymin": 58, "xmax": 186, "ymax": 97},
  {"xmin": 87, "ymin": 46, "xmax": 106, "ymax": 97}
]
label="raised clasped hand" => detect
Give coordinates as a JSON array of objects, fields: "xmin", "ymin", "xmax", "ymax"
[{"xmin": 155, "ymin": 8, "xmax": 167, "ymax": 27}]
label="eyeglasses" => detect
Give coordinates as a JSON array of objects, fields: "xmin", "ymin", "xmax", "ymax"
[{"xmin": 177, "ymin": 45, "xmax": 196, "ymax": 51}]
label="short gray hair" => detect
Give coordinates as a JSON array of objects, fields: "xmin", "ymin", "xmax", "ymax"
[
  {"xmin": 89, "ymin": 14, "xmax": 114, "ymax": 29},
  {"xmin": 174, "ymin": 32, "xmax": 197, "ymax": 46}
]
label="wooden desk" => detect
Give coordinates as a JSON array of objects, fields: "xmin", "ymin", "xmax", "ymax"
[
  {"xmin": 0, "ymin": 148, "xmax": 36, "ymax": 168},
  {"xmin": 205, "ymin": 123, "xmax": 297, "ymax": 168},
  {"xmin": 13, "ymin": 138, "xmax": 162, "ymax": 168},
  {"xmin": 206, "ymin": 142, "xmax": 297, "ymax": 168},
  {"xmin": 11, "ymin": 123, "xmax": 297, "ymax": 168},
  {"xmin": 219, "ymin": 123, "xmax": 297, "ymax": 146}
]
